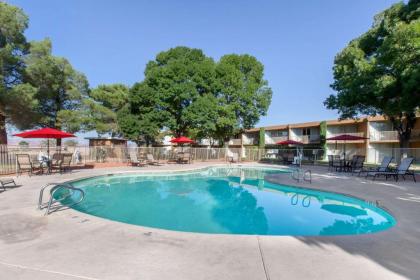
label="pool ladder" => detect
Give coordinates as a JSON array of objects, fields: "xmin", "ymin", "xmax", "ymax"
[
  {"xmin": 38, "ymin": 183, "xmax": 85, "ymax": 215},
  {"xmin": 291, "ymin": 169, "xmax": 312, "ymax": 183}
]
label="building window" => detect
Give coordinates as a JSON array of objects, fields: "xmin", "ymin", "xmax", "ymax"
[
  {"xmin": 270, "ymin": 130, "xmax": 288, "ymax": 137},
  {"xmin": 302, "ymin": 128, "xmax": 311, "ymax": 136}
]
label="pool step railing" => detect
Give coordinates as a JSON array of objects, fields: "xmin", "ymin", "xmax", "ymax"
[
  {"xmin": 38, "ymin": 182, "xmax": 85, "ymax": 215},
  {"xmin": 291, "ymin": 169, "xmax": 312, "ymax": 183}
]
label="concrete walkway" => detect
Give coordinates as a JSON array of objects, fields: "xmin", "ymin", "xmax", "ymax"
[{"xmin": 0, "ymin": 163, "xmax": 419, "ymax": 280}]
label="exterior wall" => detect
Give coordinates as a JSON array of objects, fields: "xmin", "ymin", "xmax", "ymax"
[
  {"xmin": 88, "ymin": 139, "xmax": 127, "ymax": 147},
  {"xmin": 230, "ymin": 116, "xmax": 420, "ymax": 163}
]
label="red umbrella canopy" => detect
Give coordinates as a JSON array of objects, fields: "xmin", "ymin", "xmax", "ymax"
[
  {"xmin": 170, "ymin": 136, "xmax": 194, "ymax": 144},
  {"xmin": 276, "ymin": 139, "xmax": 303, "ymax": 145},
  {"xmin": 326, "ymin": 134, "xmax": 368, "ymax": 141},
  {"xmin": 13, "ymin": 127, "xmax": 76, "ymax": 139}
]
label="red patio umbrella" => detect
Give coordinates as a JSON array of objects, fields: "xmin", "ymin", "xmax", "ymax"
[
  {"xmin": 170, "ymin": 136, "xmax": 195, "ymax": 144},
  {"xmin": 326, "ymin": 134, "xmax": 368, "ymax": 159},
  {"xmin": 170, "ymin": 136, "xmax": 194, "ymax": 152},
  {"xmin": 13, "ymin": 127, "xmax": 76, "ymax": 157}
]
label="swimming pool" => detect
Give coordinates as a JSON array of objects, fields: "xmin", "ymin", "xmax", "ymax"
[{"xmin": 62, "ymin": 166, "xmax": 396, "ymax": 236}]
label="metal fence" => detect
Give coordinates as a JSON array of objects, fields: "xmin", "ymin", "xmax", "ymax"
[{"xmin": 1, "ymin": 144, "xmax": 419, "ymax": 175}]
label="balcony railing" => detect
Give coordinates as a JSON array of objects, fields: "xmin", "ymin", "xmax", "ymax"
[
  {"xmin": 228, "ymin": 139, "xmax": 242, "ymax": 145},
  {"xmin": 265, "ymin": 136, "xmax": 288, "ymax": 145},
  {"xmin": 243, "ymin": 137, "xmax": 258, "ymax": 145},
  {"xmin": 370, "ymin": 131, "xmax": 399, "ymax": 141},
  {"xmin": 326, "ymin": 132, "xmax": 365, "ymax": 138},
  {"xmin": 291, "ymin": 135, "xmax": 320, "ymax": 144}
]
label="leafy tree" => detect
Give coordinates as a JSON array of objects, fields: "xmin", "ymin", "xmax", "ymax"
[
  {"xmin": 214, "ymin": 54, "xmax": 272, "ymax": 143},
  {"xmin": 86, "ymin": 84, "xmax": 129, "ymax": 137},
  {"xmin": 18, "ymin": 140, "xmax": 29, "ymax": 147},
  {"xmin": 324, "ymin": 0, "xmax": 420, "ymax": 148},
  {"xmin": 117, "ymin": 82, "xmax": 164, "ymax": 146},
  {"xmin": 142, "ymin": 46, "xmax": 216, "ymax": 137},
  {"xmin": 121, "ymin": 47, "xmax": 272, "ymax": 146},
  {"xmin": 21, "ymin": 39, "xmax": 90, "ymax": 145},
  {"xmin": 0, "ymin": 2, "xmax": 37, "ymax": 144}
]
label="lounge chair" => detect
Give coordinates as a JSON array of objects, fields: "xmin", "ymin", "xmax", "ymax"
[
  {"xmin": 0, "ymin": 178, "xmax": 16, "ymax": 191},
  {"xmin": 368, "ymin": 157, "xmax": 416, "ymax": 182},
  {"xmin": 146, "ymin": 154, "xmax": 160, "ymax": 165},
  {"xmin": 363, "ymin": 156, "xmax": 393, "ymax": 177},
  {"xmin": 129, "ymin": 151, "xmax": 146, "ymax": 167},
  {"xmin": 179, "ymin": 152, "xmax": 191, "ymax": 164},
  {"xmin": 16, "ymin": 154, "xmax": 41, "ymax": 176}
]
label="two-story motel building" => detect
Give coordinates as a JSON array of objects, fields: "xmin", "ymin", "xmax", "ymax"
[{"xmin": 228, "ymin": 116, "xmax": 420, "ymax": 163}]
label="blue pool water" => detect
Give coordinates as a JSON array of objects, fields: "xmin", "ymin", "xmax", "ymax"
[{"xmin": 63, "ymin": 167, "xmax": 396, "ymax": 236}]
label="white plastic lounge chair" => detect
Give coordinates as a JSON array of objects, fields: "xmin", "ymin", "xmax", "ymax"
[
  {"xmin": 146, "ymin": 154, "xmax": 159, "ymax": 165},
  {"xmin": 129, "ymin": 151, "xmax": 146, "ymax": 167}
]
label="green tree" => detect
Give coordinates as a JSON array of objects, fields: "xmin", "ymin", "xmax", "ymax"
[
  {"xmin": 324, "ymin": 0, "xmax": 420, "ymax": 149},
  {"xmin": 18, "ymin": 140, "xmax": 29, "ymax": 147},
  {"xmin": 21, "ymin": 39, "xmax": 90, "ymax": 145},
  {"xmin": 215, "ymin": 54, "xmax": 272, "ymax": 143},
  {"xmin": 86, "ymin": 84, "xmax": 129, "ymax": 137},
  {"xmin": 117, "ymin": 82, "xmax": 164, "ymax": 146},
  {"xmin": 0, "ymin": 3, "xmax": 37, "ymax": 144},
  {"xmin": 142, "ymin": 46, "xmax": 216, "ymax": 137}
]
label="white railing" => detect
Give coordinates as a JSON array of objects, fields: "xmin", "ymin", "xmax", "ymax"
[
  {"xmin": 291, "ymin": 135, "xmax": 320, "ymax": 144},
  {"xmin": 326, "ymin": 132, "xmax": 365, "ymax": 138},
  {"xmin": 243, "ymin": 137, "xmax": 258, "ymax": 145},
  {"xmin": 265, "ymin": 136, "xmax": 288, "ymax": 145},
  {"xmin": 228, "ymin": 139, "xmax": 242, "ymax": 145},
  {"xmin": 370, "ymin": 130, "xmax": 399, "ymax": 141}
]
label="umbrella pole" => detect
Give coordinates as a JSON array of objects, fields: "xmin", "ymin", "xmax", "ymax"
[{"xmin": 47, "ymin": 139, "xmax": 50, "ymax": 158}]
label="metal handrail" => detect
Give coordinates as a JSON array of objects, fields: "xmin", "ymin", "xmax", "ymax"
[{"xmin": 38, "ymin": 182, "xmax": 85, "ymax": 215}]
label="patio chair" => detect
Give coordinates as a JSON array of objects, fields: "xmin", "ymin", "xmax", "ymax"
[
  {"xmin": 0, "ymin": 178, "xmax": 16, "ymax": 191},
  {"xmin": 349, "ymin": 155, "xmax": 365, "ymax": 176},
  {"xmin": 282, "ymin": 153, "xmax": 294, "ymax": 165},
  {"xmin": 167, "ymin": 152, "xmax": 180, "ymax": 164},
  {"xmin": 331, "ymin": 155, "xmax": 342, "ymax": 172},
  {"xmin": 16, "ymin": 154, "xmax": 40, "ymax": 176},
  {"xmin": 363, "ymin": 156, "xmax": 393, "ymax": 177},
  {"xmin": 129, "ymin": 151, "xmax": 146, "ymax": 167},
  {"xmin": 179, "ymin": 152, "xmax": 191, "ymax": 164},
  {"xmin": 146, "ymin": 154, "xmax": 160, "ymax": 165},
  {"xmin": 368, "ymin": 157, "xmax": 416, "ymax": 182},
  {"xmin": 61, "ymin": 153, "xmax": 73, "ymax": 173},
  {"xmin": 327, "ymin": 155, "xmax": 334, "ymax": 171}
]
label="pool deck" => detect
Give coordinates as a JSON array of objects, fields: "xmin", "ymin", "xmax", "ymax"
[{"xmin": 0, "ymin": 162, "xmax": 419, "ymax": 280}]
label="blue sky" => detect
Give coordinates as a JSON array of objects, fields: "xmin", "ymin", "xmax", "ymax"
[{"xmin": 8, "ymin": 0, "xmax": 398, "ymax": 143}]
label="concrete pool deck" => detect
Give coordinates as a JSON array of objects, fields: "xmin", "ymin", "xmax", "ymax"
[{"xmin": 0, "ymin": 162, "xmax": 419, "ymax": 280}]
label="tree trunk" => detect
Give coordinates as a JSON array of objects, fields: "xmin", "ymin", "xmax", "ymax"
[
  {"xmin": 0, "ymin": 113, "xmax": 7, "ymax": 145},
  {"xmin": 390, "ymin": 114, "xmax": 416, "ymax": 162},
  {"xmin": 398, "ymin": 131, "xmax": 411, "ymax": 161}
]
